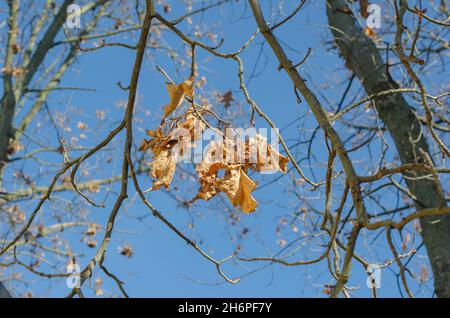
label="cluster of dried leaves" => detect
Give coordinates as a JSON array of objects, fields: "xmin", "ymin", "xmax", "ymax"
[{"xmin": 139, "ymin": 77, "xmax": 289, "ymax": 213}]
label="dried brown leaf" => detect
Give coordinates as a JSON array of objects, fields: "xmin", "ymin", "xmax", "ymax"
[
  {"xmin": 162, "ymin": 77, "xmax": 194, "ymax": 120},
  {"xmin": 148, "ymin": 149, "xmax": 177, "ymax": 190},
  {"xmin": 220, "ymin": 90, "xmax": 234, "ymax": 108},
  {"xmin": 217, "ymin": 166, "xmax": 258, "ymax": 213}
]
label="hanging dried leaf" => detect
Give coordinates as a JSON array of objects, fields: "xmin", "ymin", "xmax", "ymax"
[
  {"xmin": 196, "ymin": 140, "xmax": 232, "ymax": 177},
  {"xmin": 87, "ymin": 239, "xmax": 97, "ymax": 248},
  {"xmin": 140, "ymin": 109, "xmax": 206, "ymax": 191},
  {"xmin": 95, "ymin": 278, "xmax": 103, "ymax": 296},
  {"xmin": 1, "ymin": 66, "xmax": 26, "ymax": 77},
  {"xmin": 9, "ymin": 205, "xmax": 26, "ymax": 224},
  {"xmin": 84, "ymin": 224, "xmax": 97, "ymax": 236},
  {"xmin": 163, "ymin": 4, "xmax": 171, "ymax": 13},
  {"xmin": 148, "ymin": 149, "xmax": 177, "ymax": 190},
  {"xmin": 246, "ymin": 135, "xmax": 289, "ymax": 173},
  {"xmin": 140, "ymin": 70, "xmax": 289, "ymax": 215},
  {"xmin": 217, "ymin": 166, "xmax": 258, "ymax": 213},
  {"xmin": 191, "ymin": 141, "xmax": 255, "ymax": 212},
  {"xmin": 190, "ymin": 141, "xmax": 227, "ymax": 202},
  {"xmin": 177, "ymin": 111, "xmax": 206, "ymax": 142},
  {"xmin": 220, "ymin": 90, "xmax": 234, "ymax": 108},
  {"xmin": 401, "ymin": 233, "xmax": 411, "ymax": 251},
  {"xmin": 87, "ymin": 183, "xmax": 100, "ymax": 193},
  {"xmin": 364, "ymin": 26, "xmax": 377, "ymax": 38},
  {"xmin": 139, "ymin": 128, "xmax": 175, "ymax": 155},
  {"xmin": 418, "ymin": 265, "xmax": 429, "ymax": 283},
  {"xmin": 6, "ymin": 141, "xmax": 24, "ymax": 155},
  {"xmin": 77, "ymin": 121, "xmax": 87, "ymax": 130},
  {"xmin": 119, "ymin": 244, "xmax": 133, "ymax": 258},
  {"xmin": 190, "ymin": 136, "xmax": 288, "ymax": 213},
  {"xmin": 169, "ymin": 110, "xmax": 206, "ymax": 157},
  {"xmin": 360, "ymin": 0, "xmax": 369, "ymax": 18},
  {"xmin": 162, "ymin": 77, "xmax": 194, "ymax": 121}
]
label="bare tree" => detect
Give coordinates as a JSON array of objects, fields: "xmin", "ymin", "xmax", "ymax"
[
  {"xmin": 1, "ymin": 0, "xmax": 449, "ymax": 298},
  {"xmin": 326, "ymin": 0, "xmax": 449, "ymax": 298}
]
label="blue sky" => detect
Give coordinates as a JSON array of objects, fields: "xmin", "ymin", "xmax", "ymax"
[{"xmin": 2, "ymin": 0, "xmax": 446, "ymax": 298}]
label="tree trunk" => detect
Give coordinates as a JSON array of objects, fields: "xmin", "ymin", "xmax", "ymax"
[{"xmin": 326, "ymin": 0, "xmax": 450, "ymax": 297}]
